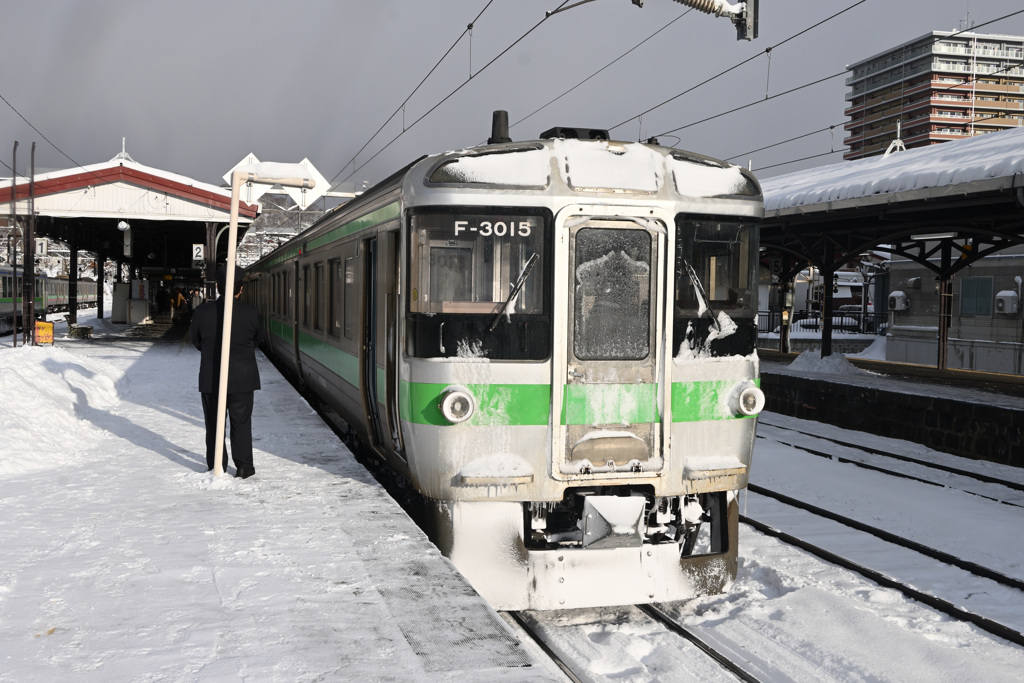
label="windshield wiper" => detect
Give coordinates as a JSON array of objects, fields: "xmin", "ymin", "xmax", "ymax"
[
  {"xmin": 682, "ymin": 259, "xmax": 721, "ymax": 332},
  {"xmin": 489, "ymin": 252, "xmax": 540, "ymax": 332}
]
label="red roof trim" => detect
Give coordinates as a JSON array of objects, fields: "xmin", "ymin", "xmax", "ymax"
[{"xmin": 0, "ymin": 164, "xmax": 258, "ymax": 218}]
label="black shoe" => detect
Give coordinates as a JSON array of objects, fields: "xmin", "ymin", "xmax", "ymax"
[{"xmin": 235, "ymin": 467, "xmax": 256, "ymax": 479}]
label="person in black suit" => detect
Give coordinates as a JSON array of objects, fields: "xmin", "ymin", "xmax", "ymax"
[{"xmin": 189, "ymin": 264, "xmax": 266, "ymax": 478}]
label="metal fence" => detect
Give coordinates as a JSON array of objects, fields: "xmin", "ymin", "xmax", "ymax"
[{"xmin": 757, "ymin": 310, "xmax": 887, "ymax": 336}]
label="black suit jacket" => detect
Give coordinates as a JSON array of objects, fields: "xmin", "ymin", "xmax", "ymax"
[{"xmin": 190, "ymin": 297, "xmax": 266, "ymax": 394}]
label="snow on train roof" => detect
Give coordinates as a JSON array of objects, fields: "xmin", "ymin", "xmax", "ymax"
[
  {"xmin": 762, "ymin": 126, "xmax": 1024, "ymax": 214},
  {"xmin": 432, "ymin": 139, "xmax": 751, "ymax": 197}
]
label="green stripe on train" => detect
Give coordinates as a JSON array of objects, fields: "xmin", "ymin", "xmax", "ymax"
[
  {"xmin": 671, "ymin": 378, "xmax": 760, "ymax": 422},
  {"xmin": 306, "ymin": 202, "xmax": 401, "ymax": 253},
  {"xmin": 400, "ymin": 380, "xmax": 754, "ymax": 426},
  {"xmin": 269, "ymin": 320, "xmax": 360, "ymax": 386},
  {"xmin": 400, "ymin": 381, "xmax": 552, "ymax": 426},
  {"xmin": 561, "ymin": 383, "xmax": 658, "ymax": 425},
  {"xmin": 265, "ymin": 325, "xmax": 755, "ymax": 426}
]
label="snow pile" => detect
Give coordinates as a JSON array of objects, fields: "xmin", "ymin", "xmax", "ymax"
[
  {"xmin": 0, "ymin": 344, "xmax": 126, "ymax": 476},
  {"xmin": 669, "ymin": 157, "xmax": 748, "ymax": 197},
  {"xmin": 555, "ymin": 139, "xmax": 663, "ymax": 192},
  {"xmin": 436, "ymin": 146, "xmax": 551, "ymax": 186},
  {"xmin": 788, "ymin": 349, "xmax": 868, "ymax": 376},
  {"xmin": 848, "ymin": 336, "xmax": 887, "ymax": 360}
]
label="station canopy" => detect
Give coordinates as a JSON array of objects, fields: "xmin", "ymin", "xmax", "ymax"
[
  {"xmin": 0, "ymin": 150, "xmax": 259, "ymax": 272},
  {"xmin": 760, "ymin": 125, "xmax": 1024, "ymax": 279}
]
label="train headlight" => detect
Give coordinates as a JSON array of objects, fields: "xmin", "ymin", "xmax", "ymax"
[
  {"xmin": 730, "ymin": 382, "xmax": 765, "ymax": 417},
  {"xmin": 439, "ymin": 386, "xmax": 475, "ymax": 424}
]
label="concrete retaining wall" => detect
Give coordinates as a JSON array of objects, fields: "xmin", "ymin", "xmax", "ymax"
[{"xmin": 761, "ymin": 372, "xmax": 1023, "ymax": 468}]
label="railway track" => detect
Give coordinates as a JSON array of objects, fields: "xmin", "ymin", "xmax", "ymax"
[
  {"xmin": 742, "ymin": 486, "xmax": 1024, "ymax": 648},
  {"xmin": 757, "ymin": 416, "xmax": 1024, "ymax": 507},
  {"xmin": 506, "ymin": 607, "xmax": 763, "ymax": 682}
]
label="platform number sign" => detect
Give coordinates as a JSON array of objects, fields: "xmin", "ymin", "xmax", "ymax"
[{"xmin": 192, "ymin": 243, "xmax": 204, "ymax": 265}]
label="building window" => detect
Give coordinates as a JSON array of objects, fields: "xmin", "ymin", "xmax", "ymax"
[{"xmin": 960, "ymin": 276, "xmax": 993, "ymax": 315}]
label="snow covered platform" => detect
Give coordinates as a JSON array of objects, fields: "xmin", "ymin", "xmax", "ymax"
[{"xmin": 0, "ymin": 313, "xmax": 559, "ymax": 681}]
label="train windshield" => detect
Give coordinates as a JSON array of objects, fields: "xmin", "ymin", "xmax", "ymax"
[
  {"xmin": 409, "ymin": 211, "xmax": 546, "ymax": 315},
  {"xmin": 673, "ymin": 215, "xmax": 758, "ymax": 357},
  {"xmin": 407, "ymin": 208, "xmax": 552, "ymax": 360},
  {"xmin": 675, "ymin": 217, "xmax": 756, "ymax": 315}
]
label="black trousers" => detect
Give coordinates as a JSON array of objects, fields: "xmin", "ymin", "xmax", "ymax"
[{"xmin": 201, "ymin": 391, "xmax": 254, "ymax": 472}]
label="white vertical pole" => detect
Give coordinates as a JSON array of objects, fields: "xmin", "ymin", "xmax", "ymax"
[
  {"xmin": 210, "ymin": 165, "xmax": 313, "ymax": 476},
  {"xmin": 212, "ymin": 171, "xmax": 244, "ymax": 476}
]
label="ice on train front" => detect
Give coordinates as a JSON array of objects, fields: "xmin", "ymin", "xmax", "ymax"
[{"xmin": 400, "ymin": 126, "xmax": 763, "ymax": 609}]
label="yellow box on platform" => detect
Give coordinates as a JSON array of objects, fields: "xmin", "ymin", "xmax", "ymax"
[{"xmin": 35, "ymin": 320, "xmax": 54, "ymax": 345}]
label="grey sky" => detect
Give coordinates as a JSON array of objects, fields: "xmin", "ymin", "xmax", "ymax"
[{"xmin": 3, "ymin": 0, "xmax": 1022, "ymax": 191}]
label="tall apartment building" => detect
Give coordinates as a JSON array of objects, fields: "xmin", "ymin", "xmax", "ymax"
[{"xmin": 844, "ymin": 30, "xmax": 1024, "ymax": 160}]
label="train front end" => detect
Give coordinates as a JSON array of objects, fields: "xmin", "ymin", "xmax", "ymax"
[{"xmin": 400, "ymin": 136, "xmax": 763, "ymax": 610}]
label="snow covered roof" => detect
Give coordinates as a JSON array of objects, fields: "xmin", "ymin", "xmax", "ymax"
[
  {"xmin": 0, "ymin": 154, "xmax": 258, "ymax": 222},
  {"xmin": 762, "ymin": 127, "xmax": 1024, "ymax": 217}
]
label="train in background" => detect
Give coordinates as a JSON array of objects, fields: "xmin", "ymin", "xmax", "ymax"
[
  {"xmin": 0, "ymin": 266, "xmax": 98, "ymax": 334},
  {"xmin": 245, "ymin": 114, "xmax": 764, "ymax": 610}
]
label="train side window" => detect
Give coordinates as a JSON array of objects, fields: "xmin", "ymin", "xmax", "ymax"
[
  {"xmin": 343, "ymin": 257, "xmax": 357, "ymax": 340},
  {"xmin": 285, "ymin": 271, "xmax": 292, "ymax": 319},
  {"xmin": 302, "ymin": 265, "xmax": 311, "ymax": 327},
  {"xmin": 313, "ymin": 262, "xmax": 325, "ymax": 331},
  {"xmin": 328, "ymin": 259, "xmax": 341, "ymax": 337}
]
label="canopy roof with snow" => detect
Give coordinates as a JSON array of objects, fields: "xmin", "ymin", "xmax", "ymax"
[
  {"xmin": 762, "ymin": 126, "xmax": 1024, "ymax": 216},
  {"xmin": 1, "ymin": 151, "xmax": 260, "ymax": 280},
  {"xmin": 1, "ymin": 152, "xmax": 258, "ymax": 223},
  {"xmin": 759, "ymin": 127, "xmax": 1024, "ymax": 282}
]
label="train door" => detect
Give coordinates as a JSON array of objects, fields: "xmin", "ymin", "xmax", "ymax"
[
  {"xmin": 291, "ymin": 261, "xmax": 302, "ymax": 373},
  {"xmin": 554, "ymin": 209, "xmax": 668, "ymax": 476},
  {"xmin": 362, "ymin": 237, "xmax": 386, "ymax": 450},
  {"xmin": 362, "ymin": 232, "xmax": 405, "ymax": 456}
]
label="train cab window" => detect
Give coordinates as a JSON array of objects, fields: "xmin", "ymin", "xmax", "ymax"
[
  {"xmin": 407, "ymin": 208, "xmax": 552, "ymax": 360},
  {"xmin": 573, "ymin": 228, "xmax": 651, "ymax": 361},
  {"xmin": 673, "ymin": 216, "xmax": 758, "ymax": 357}
]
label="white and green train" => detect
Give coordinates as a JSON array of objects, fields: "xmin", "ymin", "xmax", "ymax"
[
  {"xmin": 246, "ymin": 120, "xmax": 764, "ymax": 610},
  {"xmin": 1, "ymin": 266, "xmax": 98, "ymax": 334}
]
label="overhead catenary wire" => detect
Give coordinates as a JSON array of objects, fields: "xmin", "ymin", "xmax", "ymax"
[
  {"xmin": 325, "ymin": 0, "xmax": 497, "ymax": 192},
  {"xmin": 661, "ymin": 7, "xmax": 1024, "ymax": 166},
  {"xmin": 724, "ymin": 122, "xmax": 846, "ymax": 162},
  {"xmin": 509, "ymin": 8, "xmax": 695, "ymax": 133},
  {"xmin": 608, "ymin": 0, "xmax": 869, "ymax": 134},
  {"xmin": 331, "ymin": 1, "xmax": 573, "ymax": 191},
  {"xmin": 657, "ymin": 70, "xmax": 847, "ymax": 137},
  {"xmin": 0, "ymin": 89, "xmax": 109, "ymax": 187}
]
